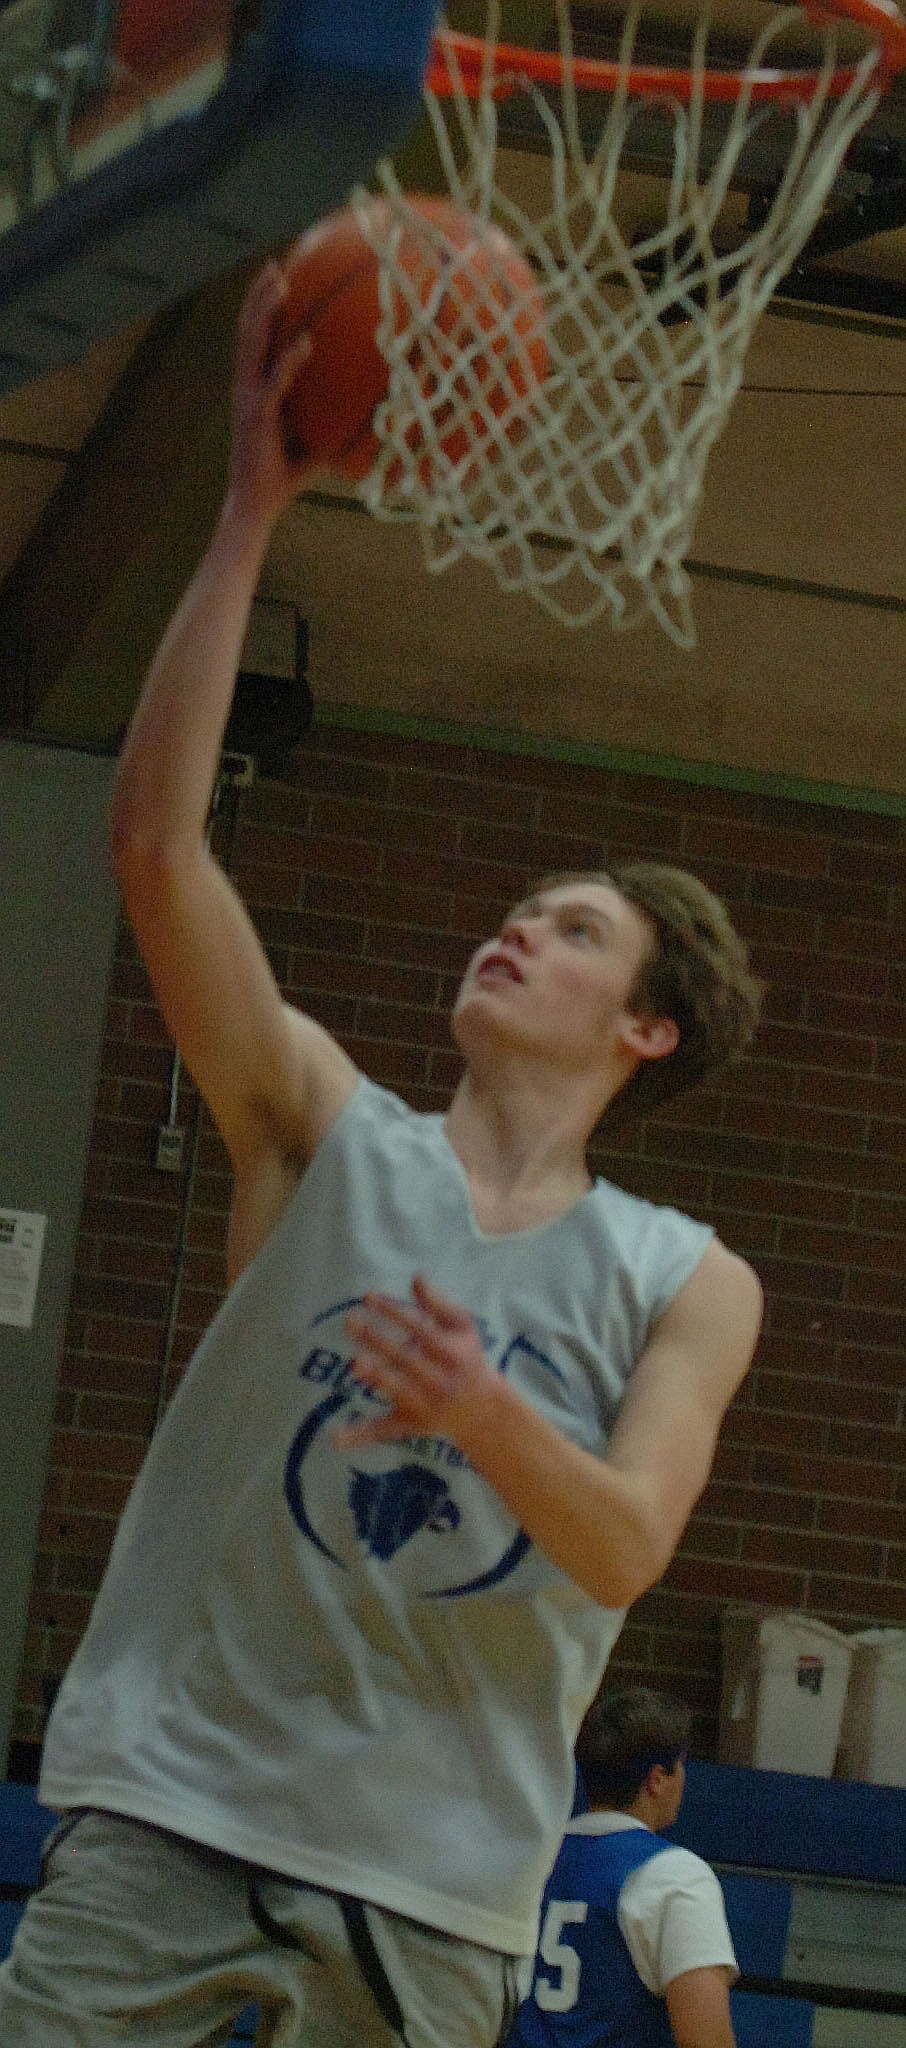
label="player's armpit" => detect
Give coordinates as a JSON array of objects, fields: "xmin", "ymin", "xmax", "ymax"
[{"xmin": 665, "ymin": 1965, "xmax": 737, "ymax": 2048}]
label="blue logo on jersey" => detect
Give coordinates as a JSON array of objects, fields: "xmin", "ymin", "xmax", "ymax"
[
  {"xmin": 348, "ymin": 1464, "xmax": 461, "ymax": 1558},
  {"xmin": 283, "ymin": 1301, "xmax": 562, "ymax": 1596}
]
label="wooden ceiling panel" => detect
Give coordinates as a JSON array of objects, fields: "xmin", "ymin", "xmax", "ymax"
[
  {"xmin": 262, "ymin": 495, "xmax": 906, "ymax": 792},
  {"xmin": 0, "ymin": 327, "xmax": 145, "ymax": 454},
  {"xmin": 741, "ymin": 310, "xmax": 906, "ymax": 394},
  {"xmin": 693, "ymin": 386, "xmax": 906, "ymax": 598},
  {"xmin": 0, "ymin": 450, "xmax": 67, "ymax": 580}
]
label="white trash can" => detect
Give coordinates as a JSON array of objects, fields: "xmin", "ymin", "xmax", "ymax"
[
  {"xmin": 719, "ymin": 1607, "xmax": 853, "ymax": 1776},
  {"xmin": 837, "ymin": 1628, "xmax": 906, "ymax": 1787}
]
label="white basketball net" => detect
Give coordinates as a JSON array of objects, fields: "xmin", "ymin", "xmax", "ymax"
[{"xmin": 353, "ymin": 0, "xmax": 882, "ymax": 644}]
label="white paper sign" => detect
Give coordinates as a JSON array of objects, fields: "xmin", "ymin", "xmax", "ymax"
[{"xmin": 0, "ymin": 1210, "xmax": 47, "ymax": 1328}]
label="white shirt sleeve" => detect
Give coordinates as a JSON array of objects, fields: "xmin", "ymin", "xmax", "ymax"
[{"xmin": 616, "ymin": 1846, "xmax": 739, "ymax": 1996}]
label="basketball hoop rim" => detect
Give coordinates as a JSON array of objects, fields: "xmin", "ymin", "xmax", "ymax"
[{"xmin": 426, "ymin": 0, "xmax": 906, "ymax": 104}]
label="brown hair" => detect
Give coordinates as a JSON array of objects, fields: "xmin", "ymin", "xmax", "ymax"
[
  {"xmin": 575, "ymin": 1686, "xmax": 693, "ymax": 1808},
  {"xmin": 538, "ymin": 863, "xmax": 762, "ymax": 1126}
]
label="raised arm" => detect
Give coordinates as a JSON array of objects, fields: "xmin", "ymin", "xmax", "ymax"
[
  {"xmin": 111, "ymin": 258, "xmax": 358, "ymax": 1211},
  {"xmin": 340, "ymin": 1241, "xmax": 763, "ymax": 1606}
]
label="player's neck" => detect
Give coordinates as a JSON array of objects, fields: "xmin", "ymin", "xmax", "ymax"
[
  {"xmin": 445, "ymin": 1070, "xmax": 596, "ymax": 1217},
  {"xmin": 596, "ymin": 1795, "xmax": 657, "ymax": 1829}
]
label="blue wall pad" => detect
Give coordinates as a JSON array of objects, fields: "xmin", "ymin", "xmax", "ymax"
[
  {"xmin": 719, "ymin": 1872, "xmax": 795, "ymax": 1979},
  {"xmin": 0, "ymin": 1780, "xmax": 56, "ymax": 1885},
  {"xmin": 732, "ymin": 1989, "xmax": 815, "ymax": 2048},
  {"xmin": 671, "ymin": 1761, "xmax": 906, "ymax": 1886}
]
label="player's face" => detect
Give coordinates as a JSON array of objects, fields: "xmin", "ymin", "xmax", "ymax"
[{"xmin": 452, "ymin": 881, "xmax": 659, "ymax": 1073}]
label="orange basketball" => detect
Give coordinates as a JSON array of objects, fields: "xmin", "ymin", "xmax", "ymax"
[{"xmin": 276, "ymin": 196, "xmax": 548, "ymax": 484}]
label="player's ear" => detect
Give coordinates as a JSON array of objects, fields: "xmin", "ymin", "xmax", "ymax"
[{"xmin": 619, "ymin": 1011, "xmax": 679, "ymax": 1064}]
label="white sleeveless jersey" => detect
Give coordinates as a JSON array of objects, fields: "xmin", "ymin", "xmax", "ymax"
[{"xmin": 41, "ymin": 1080, "xmax": 712, "ymax": 1953}]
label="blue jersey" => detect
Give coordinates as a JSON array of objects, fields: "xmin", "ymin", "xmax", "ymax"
[{"xmin": 510, "ymin": 1827, "xmax": 675, "ymax": 2048}]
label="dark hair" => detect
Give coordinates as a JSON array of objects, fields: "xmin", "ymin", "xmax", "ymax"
[
  {"xmin": 575, "ymin": 1687, "xmax": 693, "ymax": 1808},
  {"xmin": 536, "ymin": 863, "xmax": 763, "ymax": 1127}
]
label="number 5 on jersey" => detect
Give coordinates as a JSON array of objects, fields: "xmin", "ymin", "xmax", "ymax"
[{"xmin": 534, "ymin": 1900, "xmax": 589, "ymax": 2011}]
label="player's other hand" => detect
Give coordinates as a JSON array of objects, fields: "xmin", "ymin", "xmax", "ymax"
[
  {"xmin": 338, "ymin": 1274, "xmax": 497, "ymax": 1450},
  {"xmin": 227, "ymin": 255, "xmax": 318, "ymax": 527}
]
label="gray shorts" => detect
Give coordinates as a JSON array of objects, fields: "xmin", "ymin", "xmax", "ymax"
[{"xmin": 0, "ymin": 1810, "xmax": 528, "ymax": 2048}]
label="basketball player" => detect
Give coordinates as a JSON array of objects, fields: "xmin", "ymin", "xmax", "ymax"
[
  {"xmin": 0, "ymin": 252, "xmax": 763, "ymax": 2047},
  {"xmin": 509, "ymin": 1687, "xmax": 738, "ymax": 2048}
]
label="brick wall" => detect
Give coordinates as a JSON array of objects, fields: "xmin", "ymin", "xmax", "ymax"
[{"xmin": 13, "ymin": 720, "xmax": 906, "ymax": 1766}]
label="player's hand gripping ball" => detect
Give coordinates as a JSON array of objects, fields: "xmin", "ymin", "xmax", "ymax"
[{"xmin": 274, "ymin": 195, "xmax": 548, "ymax": 483}]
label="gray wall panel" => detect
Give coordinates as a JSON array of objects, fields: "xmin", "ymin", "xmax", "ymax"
[{"xmin": 0, "ymin": 739, "xmax": 119, "ymax": 1770}]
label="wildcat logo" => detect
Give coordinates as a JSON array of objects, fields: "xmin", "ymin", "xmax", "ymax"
[
  {"xmin": 282, "ymin": 1305, "xmax": 562, "ymax": 1597},
  {"xmin": 348, "ymin": 1465, "xmax": 461, "ymax": 1560}
]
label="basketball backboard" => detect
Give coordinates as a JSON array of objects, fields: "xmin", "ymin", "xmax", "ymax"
[
  {"xmin": 1, "ymin": 0, "xmax": 903, "ymax": 401},
  {"xmin": 0, "ymin": 0, "xmax": 440, "ymax": 393}
]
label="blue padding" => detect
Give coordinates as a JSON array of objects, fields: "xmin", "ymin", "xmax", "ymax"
[
  {"xmin": 719, "ymin": 1873, "xmax": 794, "ymax": 1978},
  {"xmin": 0, "ymin": 1897, "xmax": 26, "ymax": 1962},
  {"xmin": 0, "ymin": 20, "xmax": 427, "ymax": 393},
  {"xmin": 0, "ymin": 1782, "xmax": 58, "ymax": 1886},
  {"xmin": 670, "ymin": 1762, "xmax": 906, "ymax": 1885},
  {"xmin": 230, "ymin": 2006, "xmax": 258, "ymax": 2042},
  {"xmin": 267, "ymin": 0, "xmax": 440, "ymax": 84},
  {"xmin": 731, "ymin": 1990, "xmax": 814, "ymax": 2048}
]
